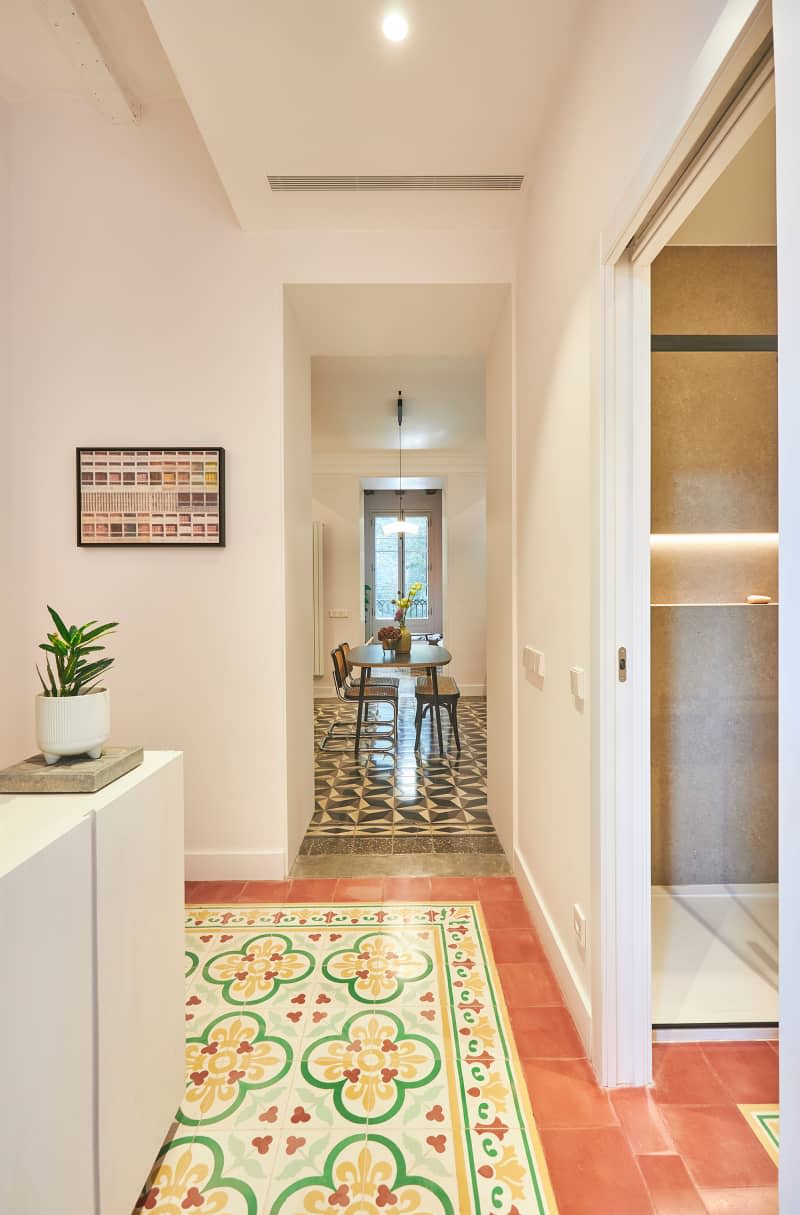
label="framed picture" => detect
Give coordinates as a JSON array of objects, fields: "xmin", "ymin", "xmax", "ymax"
[{"xmin": 76, "ymin": 447, "xmax": 226, "ymax": 547}]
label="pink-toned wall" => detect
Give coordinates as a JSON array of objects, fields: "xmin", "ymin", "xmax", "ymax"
[{"xmin": 1, "ymin": 94, "xmax": 514, "ymax": 875}]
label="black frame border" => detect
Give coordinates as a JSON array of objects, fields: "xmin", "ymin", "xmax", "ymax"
[{"xmin": 75, "ymin": 446, "xmax": 226, "ymax": 548}]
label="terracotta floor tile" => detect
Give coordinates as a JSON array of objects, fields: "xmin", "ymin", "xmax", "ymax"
[
  {"xmin": 186, "ymin": 880, "xmax": 245, "ymax": 902},
  {"xmin": 334, "ymin": 877, "xmax": 385, "ymax": 901},
  {"xmin": 638, "ymin": 1154, "xmax": 707, "ymax": 1214},
  {"xmin": 540, "ymin": 1127, "xmax": 654, "ymax": 1214},
  {"xmin": 651, "ymin": 1044, "xmax": 731, "ymax": 1105},
  {"xmin": 508, "ymin": 1006, "xmax": 586, "ymax": 1060},
  {"xmin": 523, "ymin": 1058, "xmax": 617, "ymax": 1130},
  {"xmin": 428, "ymin": 877, "xmax": 479, "ymax": 900},
  {"xmin": 659, "ymin": 1105, "xmax": 777, "ymax": 1189},
  {"xmin": 611, "ymin": 1087, "xmax": 674, "ymax": 1155},
  {"xmin": 698, "ymin": 1187, "xmax": 778, "ymax": 1214},
  {"xmin": 383, "ymin": 876, "xmax": 432, "ymax": 901},
  {"xmin": 700, "ymin": 1043, "xmax": 779, "ymax": 1103},
  {"xmin": 497, "ymin": 961, "xmax": 562, "ymax": 1007},
  {"xmin": 287, "ymin": 879, "xmax": 339, "ymax": 902},
  {"xmin": 480, "ymin": 899, "xmax": 532, "ymax": 929},
  {"xmin": 488, "ymin": 929, "xmax": 545, "ymax": 963},
  {"xmin": 239, "ymin": 880, "xmax": 292, "ymax": 901},
  {"xmin": 476, "ymin": 876, "xmax": 522, "ymax": 902}
]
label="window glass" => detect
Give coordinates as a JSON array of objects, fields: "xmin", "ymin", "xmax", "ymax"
[
  {"xmin": 374, "ymin": 517, "xmax": 399, "ymax": 618},
  {"xmin": 403, "ymin": 517, "xmax": 429, "ymax": 618}
]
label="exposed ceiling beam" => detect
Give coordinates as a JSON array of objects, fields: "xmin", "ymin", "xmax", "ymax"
[{"xmin": 32, "ymin": 0, "xmax": 140, "ymax": 123}]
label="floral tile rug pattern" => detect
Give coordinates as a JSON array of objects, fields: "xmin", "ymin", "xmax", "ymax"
[
  {"xmin": 135, "ymin": 902, "xmax": 557, "ymax": 1214},
  {"xmin": 738, "ymin": 1104, "xmax": 780, "ymax": 1165}
]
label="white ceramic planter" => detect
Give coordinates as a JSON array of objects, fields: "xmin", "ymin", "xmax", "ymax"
[{"xmin": 35, "ymin": 689, "xmax": 111, "ymax": 765}]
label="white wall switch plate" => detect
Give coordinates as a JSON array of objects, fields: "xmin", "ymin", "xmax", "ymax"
[
  {"xmin": 523, "ymin": 646, "xmax": 545, "ymax": 677},
  {"xmin": 569, "ymin": 665, "xmax": 585, "ymax": 701},
  {"xmin": 573, "ymin": 904, "xmax": 587, "ymax": 950}
]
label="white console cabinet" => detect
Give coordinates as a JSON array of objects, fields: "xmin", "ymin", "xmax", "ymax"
[{"xmin": 0, "ymin": 751, "xmax": 185, "ymax": 1215}]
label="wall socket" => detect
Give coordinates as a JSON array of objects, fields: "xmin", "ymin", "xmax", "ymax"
[
  {"xmin": 523, "ymin": 646, "xmax": 545, "ymax": 678},
  {"xmin": 573, "ymin": 904, "xmax": 587, "ymax": 951},
  {"xmin": 328, "ymin": 609, "xmax": 350, "ymax": 619}
]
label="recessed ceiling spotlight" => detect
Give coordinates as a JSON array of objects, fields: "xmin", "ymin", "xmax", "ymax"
[{"xmin": 382, "ymin": 11, "xmax": 409, "ymax": 41}]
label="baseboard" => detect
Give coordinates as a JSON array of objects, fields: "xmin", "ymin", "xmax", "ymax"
[
  {"xmin": 184, "ymin": 850, "xmax": 286, "ymax": 880},
  {"xmin": 459, "ymin": 683, "xmax": 486, "ymax": 697},
  {"xmin": 313, "ymin": 686, "xmax": 336, "ymax": 699},
  {"xmin": 654, "ymin": 1025, "xmax": 779, "ymax": 1043},
  {"xmin": 514, "ymin": 845, "xmax": 592, "ymax": 1052}
]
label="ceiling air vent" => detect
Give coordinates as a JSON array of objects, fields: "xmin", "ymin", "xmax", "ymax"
[{"xmin": 267, "ymin": 174, "xmax": 524, "ymax": 192}]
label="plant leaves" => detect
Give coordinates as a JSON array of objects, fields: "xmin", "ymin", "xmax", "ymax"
[
  {"xmin": 36, "ymin": 665, "xmax": 49, "ymax": 696},
  {"xmin": 47, "ymin": 606, "xmax": 72, "ymax": 643},
  {"xmin": 80, "ymin": 622, "xmax": 118, "ymax": 644}
]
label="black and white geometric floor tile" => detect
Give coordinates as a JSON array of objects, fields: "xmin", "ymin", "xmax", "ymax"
[{"xmin": 303, "ymin": 697, "xmax": 503, "ymax": 856}]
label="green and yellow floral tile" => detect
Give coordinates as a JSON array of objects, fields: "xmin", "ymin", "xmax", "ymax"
[{"xmin": 138, "ymin": 902, "xmax": 559, "ymax": 1213}]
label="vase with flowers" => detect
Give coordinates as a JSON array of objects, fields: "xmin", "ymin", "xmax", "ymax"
[
  {"xmin": 377, "ymin": 625, "xmax": 401, "ymax": 653},
  {"xmin": 391, "ymin": 581, "xmax": 423, "ymax": 654}
]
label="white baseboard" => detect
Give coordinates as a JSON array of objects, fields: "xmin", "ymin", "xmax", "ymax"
[
  {"xmin": 653, "ymin": 1026, "xmax": 779, "ymax": 1043},
  {"xmin": 514, "ymin": 845, "xmax": 592, "ymax": 1052},
  {"xmin": 459, "ymin": 683, "xmax": 486, "ymax": 697},
  {"xmin": 185, "ymin": 850, "xmax": 286, "ymax": 880},
  {"xmin": 313, "ymin": 686, "xmax": 336, "ymax": 699}
]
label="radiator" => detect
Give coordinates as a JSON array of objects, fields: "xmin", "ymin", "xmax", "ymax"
[{"xmin": 312, "ymin": 522, "xmax": 325, "ymax": 677}]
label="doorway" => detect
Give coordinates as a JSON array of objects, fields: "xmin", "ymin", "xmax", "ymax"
[
  {"xmin": 596, "ymin": 21, "xmax": 778, "ymax": 1085},
  {"xmin": 365, "ymin": 488, "xmax": 443, "ymax": 640}
]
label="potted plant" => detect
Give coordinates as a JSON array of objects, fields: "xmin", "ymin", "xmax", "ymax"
[
  {"xmin": 391, "ymin": 582, "xmax": 424, "ymax": 653},
  {"xmin": 35, "ymin": 606, "xmax": 118, "ymax": 765},
  {"xmin": 377, "ymin": 624, "xmax": 401, "ymax": 652}
]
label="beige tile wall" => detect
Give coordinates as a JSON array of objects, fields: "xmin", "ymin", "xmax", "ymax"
[{"xmin": 651, "ymin": 246, "xmax": 778, "ymax": 886}]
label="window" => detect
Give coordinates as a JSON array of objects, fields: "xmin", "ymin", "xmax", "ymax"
[{"xmin": 365, "ymin": 492, "xmax": 442, "ymax": 639}]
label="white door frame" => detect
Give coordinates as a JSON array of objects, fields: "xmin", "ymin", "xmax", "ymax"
[{"xmin": 593, "ymin": 0, "xmax": 774, "ymax": 1086}]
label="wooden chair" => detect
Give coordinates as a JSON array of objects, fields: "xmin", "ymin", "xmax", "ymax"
[
  {"xmin": 320, "ymin": 646, "xmax": 398, "ymax": 751},
  {"xmin": 414, "ymin": 675, "xmax": 461, "ymax": 752}
]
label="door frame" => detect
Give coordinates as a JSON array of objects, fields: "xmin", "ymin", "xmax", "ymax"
[
  {"xmin": 364, "ymin": 489, "xmax": 444, "ymax": 639},
  {"xmin": 593, "ymin": 0, "xmax": 774, "ymax": 1086}
]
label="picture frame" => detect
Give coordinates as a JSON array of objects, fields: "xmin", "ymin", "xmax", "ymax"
[{"xmin": 76, "ymin": 447, "xmax": 226, "ymax": 547}]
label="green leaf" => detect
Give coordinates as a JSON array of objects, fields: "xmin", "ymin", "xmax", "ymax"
[
  {"xmin": 80, "ymin": 622, "xmax": 118, "ymax": 644},
  {"xmin": 47, "ymin": 606, "xmax": 72, "ymax": 643},
  {"xmin": 45, "ymin": 657, "xmax": 58, "ymax": 696},
  {"xmin": 36, "ymin": 665, "xmax": 49, "ymax": 696}
]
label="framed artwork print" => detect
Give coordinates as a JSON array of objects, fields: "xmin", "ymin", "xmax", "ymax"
[{"xmin": 76, "ymin": 447, "xmax": 226, "ymax": 547}]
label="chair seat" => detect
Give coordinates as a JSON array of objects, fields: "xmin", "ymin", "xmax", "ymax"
[
  {"xmin": 414, "ymin": 675, "xmax": 459, "ymax": 698},
  {"xmin": 344, "ymin": 683, "xmax": 398, "ymax": 702},
  {"xmin": 366, "ymin": 676, "xmax": 400, "ymax": 688}
]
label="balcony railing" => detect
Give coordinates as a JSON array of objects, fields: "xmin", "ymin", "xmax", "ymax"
[{"xmin": 375, "ymin": 597, "xmax": 428, "ymax": 619}]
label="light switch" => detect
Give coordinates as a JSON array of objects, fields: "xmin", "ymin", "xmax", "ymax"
[
  {"xmin": 523, "ymin": 646, "xmax": 545, "ymax": 678},
  {"xmin": 573, "ymin": 904, "xmax": 587, "ymax": 950},
  {"xmin": 569, "ymin": 666, "xmax": 585, "ymax": 701}
]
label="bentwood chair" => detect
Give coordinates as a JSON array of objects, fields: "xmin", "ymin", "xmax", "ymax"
[
  {"xmin": 414, "ymin": 674, "xmax": 461, "ymax": 752},
  {"xmin": 320, "ymin": 646, "xmax": 398, "ymax": 752}
]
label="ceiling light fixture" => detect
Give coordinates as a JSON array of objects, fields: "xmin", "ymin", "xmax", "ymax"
[
  {"xmin": 383, "ymin": 391, "xmax": 419, "ymax": 536},
  {"xmin": 382, "ymin": 11, "xmax": 409, "ymax": 41}
]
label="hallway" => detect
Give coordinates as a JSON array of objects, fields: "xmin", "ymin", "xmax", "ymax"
[{"xmin": 148, "ymin": 878, "xmax": 781, "ymax": 1214}]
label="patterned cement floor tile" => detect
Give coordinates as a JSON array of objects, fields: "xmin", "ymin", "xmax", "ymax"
[
  {"xmin": 739, "ymin": 1104, "xmax": 780, "ymax": 1164},
  {"xmin": 136, "ymin": 903, "xmax": 557, "ymax": 1213}
]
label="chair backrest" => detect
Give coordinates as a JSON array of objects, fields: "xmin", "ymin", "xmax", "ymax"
[
  {"xmin": 330, "ymin": 647, "xmax": 349, "ymax": 698},
  {"xmin": 341, "ymin": 640, "xmax": 353, "ymax": 675}
]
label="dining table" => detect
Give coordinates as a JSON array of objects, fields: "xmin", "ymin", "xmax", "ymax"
[{"xmin": 346, "ymin": 642, "xmax": 453, "ymax": 754}]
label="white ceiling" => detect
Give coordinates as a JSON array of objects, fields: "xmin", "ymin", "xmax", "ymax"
[
  {"xmin": 0, "ymin": 0, "xmax": 179, "ymax": 106},
  {"xmin": 671, "ymin": 110, "xmax": 776, "ymax": 246},
  {"xmin": 312, "ymin": 356, "xmax": 484, "ymax": 456},
  {"xmin": 288, "ymin": 283, "xmax": 508, "ymax": 358},
  {"xmin": 140, "ymin": 0, "xmax": 580, "ymax": 230}
]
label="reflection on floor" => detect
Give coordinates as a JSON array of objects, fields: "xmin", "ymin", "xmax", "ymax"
[
  {"xmin": 306, "ymin": 695, "xmax": 501, "ymax": 860},
  {"xmin": 162, "ymin": 877, "xmax": 779, "ymax": 1215},
  {"xmin": 652, "ymin": 885, "xmax": 779, "ymax": 1030}
]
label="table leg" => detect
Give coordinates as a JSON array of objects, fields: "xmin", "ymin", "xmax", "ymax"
[
  {"xmin": 354, "ymin": 666, "xmax": 369, "ymax": 754},
  {"xmin": 430, "ymin": 664, "xmax": 444, "ymax": 753}
]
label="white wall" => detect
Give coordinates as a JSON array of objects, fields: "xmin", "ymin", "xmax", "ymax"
[
  {"xmin": 2, "ymin": 92, "xmax": 513, "ymax": 876},
  {"xmin": 774, "ymin": 0, "xmax": 800, "ymax": 1200},
  {"xmin": 282, "ymin": 296, "xmax": 313, "ymax": 866},
  {"xmin": 312, "ymin": 454, "xmax": 486, "ymax": 695},
  {"xmin": 512, "ymin": 0, "xmax": 736, "ymax": 1040},
  {"xmin": 485, "ymin": 296, "xmax": 515, "ymax": 856},
  {"xmin": 0, "ymin": 100, "xmax": 11, "ymax": 761}
]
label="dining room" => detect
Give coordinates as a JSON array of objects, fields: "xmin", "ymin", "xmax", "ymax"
[{"xmin": 303, "ymin": 344, "xmax": 505, "ymax": 875}]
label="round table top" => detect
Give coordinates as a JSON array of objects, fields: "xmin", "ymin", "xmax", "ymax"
[{"xmin": 347, "ymin": 642, "xmax": 451, "ymax": 669}]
